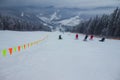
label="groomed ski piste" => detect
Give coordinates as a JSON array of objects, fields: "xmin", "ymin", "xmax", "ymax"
[{"xmin": 0, "ymin": 31, "xmax": 120, "ymax": 80}]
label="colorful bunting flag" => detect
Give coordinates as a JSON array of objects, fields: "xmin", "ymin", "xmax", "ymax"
[
  {"xmin": 1, "ymin": 35, "xmax": 48, "ymax": 57},
  {"xmin": 9, "ymin": 48, "xmax": 13, "ymax": 56},
  {"xmin": 2, "ymin": 49, "xmax": 7, "ymax": 57}
]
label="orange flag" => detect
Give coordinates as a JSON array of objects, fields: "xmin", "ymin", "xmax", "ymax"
[
  {"xmin": 9, "ymin": 48, "xmax": 13, "ymax": 56},
  {"xmin": 24, "ymin": 44, "xmax": 26, "ymax": 49},
  {"xmin": 28, "ymin": 44, "xmax": 29, "ymax": 48},
  {"xmin": 18, "ymin": 46, "xmax": 21, "ymax": 52}
]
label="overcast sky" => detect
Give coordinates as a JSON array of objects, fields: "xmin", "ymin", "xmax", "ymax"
[{"xmin": 0, "ymin": 0, "xmax": 120, "ymax": 8}]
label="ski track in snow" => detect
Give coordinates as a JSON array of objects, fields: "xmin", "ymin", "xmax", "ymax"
[{"xmin": 0, "ymin": 31, "xmax": 120, "ymax": 80}]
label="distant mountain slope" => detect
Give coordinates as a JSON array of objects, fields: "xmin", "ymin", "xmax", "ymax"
[{"xmin": 0, "ymin": 6, "xmax": 116, "ymax": 31}]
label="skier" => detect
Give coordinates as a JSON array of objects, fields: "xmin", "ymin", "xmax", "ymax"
[
  {"xmin": 90, "ymin": 35, "xmax": 94, "ymax": 40},
  {"xmin": 59, "ymin": 35, "xmax": 62, "ymax": 40},
  {"xmin": 83, "ymin": 35, "xmax": 88, "ymax": 41},
  {"xmin": 99, "ymin": 37, "xmax": 105, "ymax": 42},
  {"xmin": 75, "ymin": 34, "xmax": 79, "ymax": 39}
]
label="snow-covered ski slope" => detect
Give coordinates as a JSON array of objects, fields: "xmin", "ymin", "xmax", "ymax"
[{"xmin": 0, "ymin": 31, "xmax": 120, "ymax": 80}]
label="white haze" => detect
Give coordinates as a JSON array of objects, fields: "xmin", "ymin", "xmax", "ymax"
[{"xmin": 0, "ymin": 0, "xmax": 120, "ymax": 8}]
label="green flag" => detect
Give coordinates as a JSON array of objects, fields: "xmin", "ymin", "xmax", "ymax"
[
  {"xmin": 2, "ymin": 49, "xmax": 7, "ymax": 57},
  {"xmin": 14, "ymin": 47, "xmax": 17, "ymax": 52}
]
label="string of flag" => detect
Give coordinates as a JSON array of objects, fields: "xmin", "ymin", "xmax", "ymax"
[{"xmin": 1, "ymin": 35, "xmax": 48, "ymax": 57}]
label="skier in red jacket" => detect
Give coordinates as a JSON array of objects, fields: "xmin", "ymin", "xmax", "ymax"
[
  {"xmin": 76, "ymin": 34, "xmax": 79, "ymax": 39},
  {"xmin": 90, "ymin": 35, "xmax": 94, "ymax": 40}
]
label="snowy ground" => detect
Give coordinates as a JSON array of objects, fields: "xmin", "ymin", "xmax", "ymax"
[{"xmin": 0, "ymin": 31, "xmax": 120, "ymax": 80}]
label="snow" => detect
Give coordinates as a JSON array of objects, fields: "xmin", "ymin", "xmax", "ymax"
[
  {"xmin": 50, "ymin": 11, "xmax": 60, "ymax": 21},
  {"xmin": 37, "ymin": 13, "xmax": 80, "ymax": 27},
  {"xmin": 43, "ymin": 23, "xmax": 48, "ymax": 26},
  {"xmin": 0, "ymin": 31, "xmax": 120, "ymax": 80},
  {"xmin": 37, "ymin": 16, "xmax": 50, "ymax": 23},
  {"xmin": 58, "ymin": 16, "xmax": 81, "ymax": 26},
  {"xmin": 21, "ymin": 12, "xmax": 24, "ymax": 17},
  {"xmin": 37, "ymin": 11, "xmax": 60, "ymax": 23}
]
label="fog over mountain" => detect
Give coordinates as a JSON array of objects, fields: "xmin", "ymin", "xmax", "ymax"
[
  {"xmin": 0, "ymin": 0, "xmax": 120, "ymax": 8},
  {"xmin": 0, "ymin": 0, "xmax": 120, "ymax": 32}
]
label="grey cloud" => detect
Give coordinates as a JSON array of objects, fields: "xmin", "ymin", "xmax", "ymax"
[{"xmin": 0, "ymin": 0, "xmax": 119, "ymax": 8}]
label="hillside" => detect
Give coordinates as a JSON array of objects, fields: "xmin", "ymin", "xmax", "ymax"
[{"xmin": 0, "ymin": 31, "xmax": 120, "ymax": 80}]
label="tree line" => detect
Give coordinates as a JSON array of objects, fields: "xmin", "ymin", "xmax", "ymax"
[
  {"xmin": 0, "ymin": 14, "xmax": 51, "ymax": 31},
  {"xmin": 73, "ymin": 8, "xmax": 120, "ymax": 38}
]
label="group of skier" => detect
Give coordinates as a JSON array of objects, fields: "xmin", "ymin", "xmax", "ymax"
[
  {"xmin": 75, "ymin": 34, "xmax": 94, "ymax": 41},
  {"xmin": 59, "ymin": 33, "xmax": 105, "ymax": 42},
  {"xmin": 82, "ymin": 34, "xmax": 105, "ymax": 42}
]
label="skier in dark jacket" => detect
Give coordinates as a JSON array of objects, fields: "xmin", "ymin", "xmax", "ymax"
[
  {"xmin": 83, "ymin": 35, "xmax": 88, "ymax": 41},
  {"xmin": 99, "ymin": 37, "xmax": 105, "ymax": 42},
  {"xmin": 59, "ymin": 35, "xmax": 62, "ymax": 40}
]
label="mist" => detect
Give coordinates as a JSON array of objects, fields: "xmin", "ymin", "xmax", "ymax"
[{"xmin": 0, "ymin": 0, "xmax": 120, "ymax": 8}]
